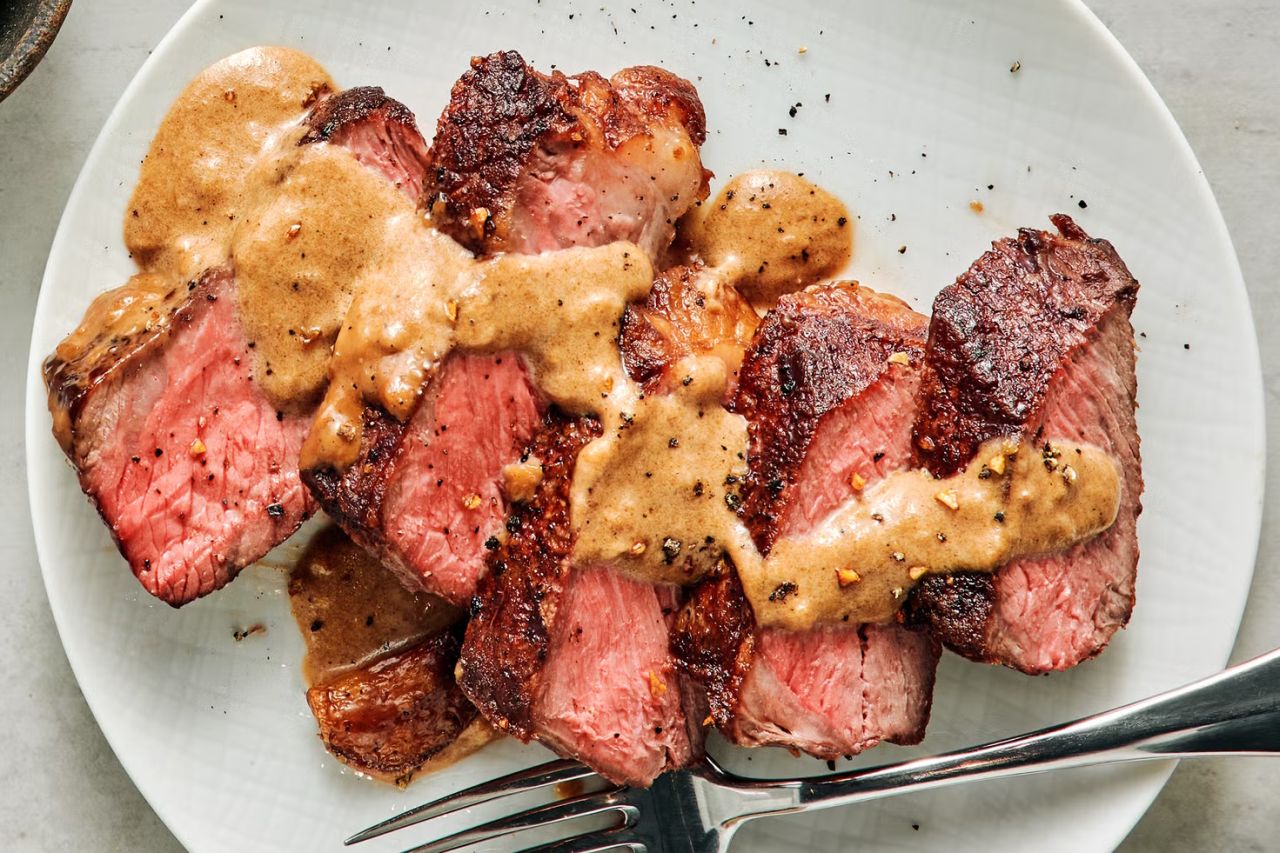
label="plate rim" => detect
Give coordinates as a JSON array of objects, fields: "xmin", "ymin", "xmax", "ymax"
[{"xmin": 23, "ymin": 0, "xmax": 1266, "ymax": 850}]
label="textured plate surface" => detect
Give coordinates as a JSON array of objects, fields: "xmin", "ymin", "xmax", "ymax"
[{"xmin": 24, "ymin": 0, "xmax": 1263, "ymax": 851}]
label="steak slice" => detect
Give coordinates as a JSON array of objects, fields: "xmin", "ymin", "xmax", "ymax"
[
  {"xmin": 458, "ymin": 413, "xmax": 699, "ymax": 787},
  {"xmin": 44, "ymin": 267, "xmax": 313, "ymax": 605},
  {"xmin": 426, "ymin": 50, "xmax": 709, "ymax": 261},
  {"xmin": 303, "ymin": 353, "xmax": 541, "ymax": 605},
  {"xmin": 306, "ymin": 56, "xmax": 711, "ymax": 605},
  {"xmin": 306, "ymin": 629, "xmax": 479, "ymax": 784},
  {"xmin": 300, "ymin": 86, "xmax": 432, "ymax": 198},
  {"xmin": 907, "ymin": 215, "xmax": 1142, "ymax": 673},
  {"xmin": 735, "ymin": 284, "xmax": 933, "ymax": 552},
  {"xmin": 44, "ymin": 88, "xmax": 432, "ymax": 606},
  {"xmin": 673, "ymin": 568, "xmax": 938, "ymax": 758},
  {"xmin": 672, "ymin": 283, "xmax": 940, "ymax": 759}
]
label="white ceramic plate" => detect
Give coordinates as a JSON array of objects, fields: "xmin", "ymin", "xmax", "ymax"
[{"xmin": 25, "ymin": 0, "xmax": 1263, "ymax": 850}]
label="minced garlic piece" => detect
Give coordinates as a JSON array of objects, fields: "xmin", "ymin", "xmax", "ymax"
[
  {"xmin": 908, "ymin": 565, "xmax": 929, "ymax": 581},
  {"xmin": 988, "ymin": 452, "xmax": 1007, "ymax": 475},
  {"xmin": 467, "ymin": 206, "xmax": 490, "ymax": 239},
  {"xmin": 501, "ymin": 458, "xmax": 543, "ymax": 503},
  {"xmin": 836, "ymin": 567, "xmax": 861, "ymax": 587},
  {"xmin": 647, "ymin": 670, "xmax": 667, "ymax": 697},
  {"xmin": 189, "ymin": 438, "xmax": 207, "ymax": 457},
  {"xmin": 462, "ymin": 493, "xmax": 482, "ymax": 510},
  {"xmin": 630, "ymin": 541, "xmax": 647, "ymax": 556},
  {"xmin": 935, "ymin": 488, "xmax": 959, "ymax": 510},
  {"xmin": 887, "ymin": 351, "xmax": 911, "ymax": 366},
  {"xmin": 850, "ymin": 472, "xmax": 866, "ymax": 491}
]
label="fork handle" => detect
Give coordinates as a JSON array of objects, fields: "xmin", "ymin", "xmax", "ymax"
[{"xmin": 741, "ymin": 647, "xmax": 1280, "ymax": 817}]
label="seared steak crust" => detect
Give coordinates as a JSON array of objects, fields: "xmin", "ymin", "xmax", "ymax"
[
  {"xmin": 307, "ymin": 630, "xmax": 477, "ymax": 782},
  {"xmin": 904, "ymin": 573, "xmax": 994, "ymax": 661},
  {"xmin": 907, "ymin": 215, "xmax": 1142, "ymax": 671},
  {"xmin": 669, "ymin": 564, "xmax": 757, "ymax": 725},
  {"xmin": 735, "ymin": 284, "xmax": 928, "ymax": 552},
  {"xmin": 427, "ymin": 51, "xmax": 576, "ymax": 249},
  {"xmin": 458, "ymin": 412, "xmax": 601, "ymax": 739},
  {"xmin": 619, "ymin": 263, "xmax": 759, "ymax": 394},
  {"xmin": 302, "ymin": 405, "xmax": 404, "ymax": 546},
  {"xmin": 426, "ymin": 51, "xmax": 708, "ymax": 256},
  {"xmin": 300, "ymin": 86, "xmax": 433, "ymax": 198},
  {"xmin": 301, "ymin": 85, "xmax": 416, "ymax": 144},
  {"xmin": 912, "ymin": 214, "xmax": 1139, "ymax": 476}
]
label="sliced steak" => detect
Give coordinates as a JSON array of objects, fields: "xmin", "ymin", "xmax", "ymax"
[
  {"xmin": 306, "ymin": 630, "xmax": 478, "ymax": 784},
  {"xmin": 907, "ymin": 215, "xmax": 1142, "ymax": 673},
  {"xmin": 735, "ymin": 284, "xmax": 933, "ymax": 552},
  {"xmin": 307, "ymin": 56, "xmax": 711, "ymax": 605},
  {"xmin": 45, "ymin": 267, "xmax": 312, "ymax": 605},
  {"xmin": 538, "ymin": 566, "xmax": 699, "ymax": 785},
  {"xmin": 300, "ymin": 86, "xmax": 432, "ymax": 198},
  {"xmin": 673, "ymin": 568, "xmax": 938, "ymax": 758},
  {"xmin": 672, "ymin": 283, "xmax": 940, "ymax": 759},
  {"xmin": 303, "ymin": 353, "xmax": 541, "ymax": 605},
  {"xmin": 458, "ymin": 413, "xmax": 698, "ymax": 786},
  {"xmin": 426, "ymin": 50, "xmax": 709, "ymax": 261},
  {"xmin": 44, "ymin": 88, "xmax": 431, "ymax": 606}
]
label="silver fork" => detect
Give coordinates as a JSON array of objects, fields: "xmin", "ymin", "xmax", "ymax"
[{"xmin": 347, "ymin": 646, "xmax": 1280, "ymax": 853}]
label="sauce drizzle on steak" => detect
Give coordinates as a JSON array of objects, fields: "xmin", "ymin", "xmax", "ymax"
[{"xmin": 907, "ymin": 215, "xmax": 1143, "ymax": 673}]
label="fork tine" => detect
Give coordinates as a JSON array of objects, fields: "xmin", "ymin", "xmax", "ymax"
[
  {"xmin": 517, "ymin": 836, "xmax": 645, "ymax": 853},
  {"xmin": 345, "ymin": 759, "xmax": 597, "ymax": 845},
  {"xmin": 398, "ymin": 790, "xmax": 634, "ymax": 853}
]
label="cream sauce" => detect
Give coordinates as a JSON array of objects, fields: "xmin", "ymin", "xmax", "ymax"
[
  {"xmin": 121, "ymin": 45, "xmax": 443, "ymax": 412},
  {"xmin": 125, "ymin": 48, "xmax": 334, "ymax": 282},
  {"xmin": 739, "ymin": 439, "xmax": 1122, "ymax": 630},
  {"xmin": 683, "ymin": 170, "xmax": 853, "ymax": 308},
  {"xmin": 50, "ymin": 48, "xmax": 338, "ymax": 440},
  {"xmin": 572, "ymin": 355, "xmax": 751, "ymax": 584},
  {"xmin": 289, "ymin": 526, "xmax": 461, "ymax": 685},
  {"xmin": 231, "ymin": 144, "xmax": 437, "ymax": 407},
  {"xmin": 456, "ymin": 244, "xmax": 654, "ymax": 409},
  {"xmin": 301, "ymin": 227, "xmax": 471, "ymax": 468},
  {"xmin": 302, "ymin": 240, "xmax": 653, "ymax": 469}
]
